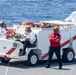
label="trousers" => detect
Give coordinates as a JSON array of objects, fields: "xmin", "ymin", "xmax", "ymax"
[
  {"xmin": 22, "ymin": 39, "xmax": 31, "ymax": 55},
  {"xmin": 47, "ymin": 46, "xmax": 62, "ymax": 67}
]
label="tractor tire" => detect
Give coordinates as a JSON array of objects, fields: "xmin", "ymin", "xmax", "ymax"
[
  {"xmin": 62, "ymin": 48, "xmax": 74, "ymax": 62},
  {"xmin": 27, "ymin": 53, "xmax": 38, "ymax": 66},
  {"xmin": 0, "ymin": 57, "xmax": 10, "ymax": 63}
]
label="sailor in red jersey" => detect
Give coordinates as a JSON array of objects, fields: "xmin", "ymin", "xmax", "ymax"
[
  {"xmin": 49, "ymin": 28, "xmax": 61, "ymax": 47},
  {"xmin": 46, "ymin": 26, "xmax": 62, "ymax": 69}
]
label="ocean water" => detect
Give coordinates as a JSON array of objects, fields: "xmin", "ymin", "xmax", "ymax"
[{"xmin": 0, "ymin": 0, "xmax": 76, "ymax": 27}]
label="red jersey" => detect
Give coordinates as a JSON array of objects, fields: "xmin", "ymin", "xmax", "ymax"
[{"xmin": 49, "ymin": 33, "xmax": 61, "ymax": 47}]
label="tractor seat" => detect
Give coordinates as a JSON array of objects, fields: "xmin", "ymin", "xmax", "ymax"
[{"xmin": 27, "ymin": 44, "xmax": 36, "ymax": 48}]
